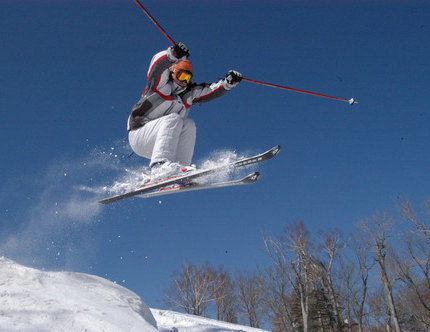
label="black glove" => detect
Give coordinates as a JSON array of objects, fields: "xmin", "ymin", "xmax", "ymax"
[
  {"xmin": 173, "ymin": 42, "xmax": 190, "ymax": 59},
  {"xmin": 225, "ymin": 70, "xmax": 242, "ymax": 84}
]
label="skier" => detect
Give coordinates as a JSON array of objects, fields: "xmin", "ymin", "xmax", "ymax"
[{"xmin": 127, "ymin": 42, "xmax": 242, "ymax": 178}]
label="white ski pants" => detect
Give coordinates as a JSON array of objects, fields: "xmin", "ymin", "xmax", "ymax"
[{"xmin": 128, "ymin": 113, "xmax": 196, "ymax": 167}]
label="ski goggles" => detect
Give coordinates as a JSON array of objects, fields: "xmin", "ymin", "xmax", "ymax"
[{"xmin": 175, "ymin": 70, "xmax": 193, "ymax": 84}]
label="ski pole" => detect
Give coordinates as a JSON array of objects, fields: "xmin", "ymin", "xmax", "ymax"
[
  {"xmin": 131, "ymin": 0, "xmax": 357, "ymax": 105},
  {"xmin": 132, "ymin": 0, "xmax": 176, "ymax": 46},
  {"xmin": 242, "ymin": 77, "xmax": 357, "ymax": 105}
]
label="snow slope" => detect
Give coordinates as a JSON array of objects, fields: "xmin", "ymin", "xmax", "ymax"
[
  {"xmin": 0, "ymin": 258, "xmax": 268, "ymax": 332},
  {"xmin": 152, "ymin": 309, "xmax": 268, "ymax": 332},
  {"xmin": 0, "ymin": 257, "xmax": 157, "ymax": 331}
]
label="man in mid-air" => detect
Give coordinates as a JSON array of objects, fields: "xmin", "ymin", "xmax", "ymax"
[{"xmin": 127, "ymin": 42, "xmax": 242, "ymax": 178}]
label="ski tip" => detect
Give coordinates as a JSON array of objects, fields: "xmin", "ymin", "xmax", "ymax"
[
  {"xmin": 98, "ymin": 198, "xmax": 115, "ymax": 205},
  {"xmin": 252, "ymin": 171, "xmax": 260, "ymax": 181},
  {"xmin": 98, "ymin": 194, "xmax": 126, "ymax": 205},
  {"xmin": 244, "ymin": 172, "xmax": 260, "ymax": 184},
  {"xmin": 270, "ymin": 145, "xmax": 281, "ymax": 155}
]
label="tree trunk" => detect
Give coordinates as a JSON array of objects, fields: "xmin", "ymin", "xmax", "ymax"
[
  {"xmin": 326, "ymin": 274, "xmax": 342, "ymax": 330},
  {"xmin": 299, "ymin": 283, "xmax": 309, "ymax": 332},
  {"xmin": 357, "ymin": 320, "xmax": 363, "ymax": 332},
  {"xmin": 377, "ymin": 245, "xmax": 402, "ymax": 332}
]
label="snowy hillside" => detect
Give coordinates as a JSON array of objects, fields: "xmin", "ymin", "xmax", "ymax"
[
  {"xmin": 152, "ymin": 309, "xmax": 268, "ymax": 332},
  {"xmin": 0, "ymin": 257, "xmax": 268, "ymax": 332}
]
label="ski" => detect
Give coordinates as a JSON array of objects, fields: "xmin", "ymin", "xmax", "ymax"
[
  {"xmin": 98, "ymin": 145, "xmax": 280, "ymax": 204},
  {"xmin": 137, "ymin": 172, "xmax": 260, "ymax": 199}
]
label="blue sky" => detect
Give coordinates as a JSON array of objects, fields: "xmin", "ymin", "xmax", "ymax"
[{"xmin": 1, "ymin": 0, "xmax": 429, "ymax": 309}]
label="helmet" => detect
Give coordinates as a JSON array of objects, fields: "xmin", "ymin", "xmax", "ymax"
[{"xmin": 171, "ymin": 60, "xmax": 193, "ymax": 84}]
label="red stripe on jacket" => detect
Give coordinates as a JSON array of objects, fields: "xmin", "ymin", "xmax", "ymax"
[
  {"xmin": 156, "ymin": 89, "xmax": 174, "ymax": 101},
  {"xmin": 193, "ymin": 85, "xmax": 224, "ymax": 103}
]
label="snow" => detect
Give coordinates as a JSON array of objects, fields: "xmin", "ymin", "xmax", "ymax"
[
  {"xmin": 0, "ymin": 257, "xmax": 157, "ymax": 331},
  {"xmin": 0, "ymin": 257, "xmax": 268, "ymax": 332},
  {"xmin": 152, "ymin": 309, "xmax": 268, "ymax": 332},
  {"xmin": 79, "ymin": 148, "xmax": 246, "ymax": 198}
]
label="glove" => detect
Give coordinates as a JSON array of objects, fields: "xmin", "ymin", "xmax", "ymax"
[
  {"xmin": 173, "ymin": 42, "xmax": 190, "ymax": 60},
  {"xmin": 225, "ymin": 70, "xmax": 242, "ymax": 85}
]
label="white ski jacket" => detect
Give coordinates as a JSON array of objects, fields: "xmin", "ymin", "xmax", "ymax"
[{"xmin": 128, "ymin": 46, "xmax": 238, "ymax": 131}]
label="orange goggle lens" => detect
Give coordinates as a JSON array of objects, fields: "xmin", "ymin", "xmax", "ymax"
[{"xmin": 176, "ymin": 70, "xmax": 193, "ymax": 84}]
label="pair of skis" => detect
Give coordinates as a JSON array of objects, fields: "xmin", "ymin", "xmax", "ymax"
[{"xmin": 98, "ymin": 145, "xmax": 280, "ymax": 204}]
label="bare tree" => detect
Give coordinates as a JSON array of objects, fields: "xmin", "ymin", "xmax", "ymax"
[
  {"xmin": 399, "ymin": 200, "xmax": 430, "ymax": 289},
  {"xmin": 342, "ymin": 233, "xmax": 375, "ymax": 332},
  {"xmin": 339, "ymin": 260, "xmax": 358, "ymax": 332},
  {"xmin": 388, "ymin": 210, "xmax": 430, "ymax": 329},
  {"xmin": 263, "ymin": 231, "xmax": 298, "ymax": 331},
  {"xmin": 400, "ymin": 200, "xmax": 430, "ymax": 242},
  {"xmin": 359, "ymin": 213, "xmax": 402, "ymax": 332},
  {"xmin": 262, "ymin": 264, "xmax": 296, "ymax": 331},
  {"xmin": 367, "ymin": 286, "xmax": 392, "ymax": 331},
  {"xmin": 208, "ymin": 266, "xmax": 238, "ymax": 323},
  {"xmin": 165, "ymin": 263, "xmax": 216, "ymax": 316},
  {"xmin": 286, "ymin": 222, "xmax": 318, "ymax": 332},
  {"xmin": 397, "ymin": 199, "xmax": 430, "ymax": 328},
  {"xmin": 264, "ymin": 222, "xmax": 318, "ymax": 331},
  {"xmin": 236, "ymin": 271, "xmax": 265, "ymax": 328},
  {"xmin": 316, "ymin": 229, "xmax": 345, "ymax": 331}
]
